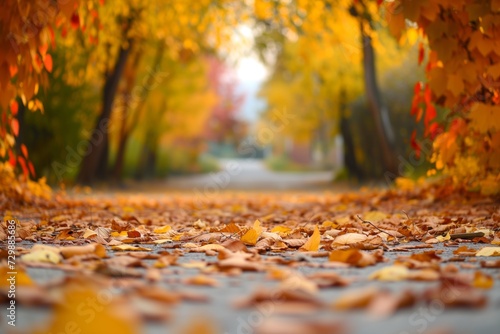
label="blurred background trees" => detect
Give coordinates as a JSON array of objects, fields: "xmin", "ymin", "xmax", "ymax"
[{"xmin": 3, "ymin": 0, "xmax": 497, "ymax": 194}]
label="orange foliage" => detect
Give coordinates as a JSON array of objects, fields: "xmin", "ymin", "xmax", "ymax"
[
  {"xmin": 386, "ymin": 0, "xmax": 500, "ymax": 194},
  {"xmin": 0, "ymin": 0, "xmax": 89, "ymax": 192}
]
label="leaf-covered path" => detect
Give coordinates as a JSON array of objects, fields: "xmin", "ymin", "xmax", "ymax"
[{"xmin": 2, "ymin": 188, "xmax": 500, "ymax": 334}]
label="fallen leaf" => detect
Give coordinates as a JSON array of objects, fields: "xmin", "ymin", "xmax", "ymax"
[
  {"xmin": 370, "ymin": 265, "xmax": 409, "ymax": 281},
  {"xmin": 111, "ymin": 245, "xmax": 151, "ymax": 252},
  {"xmin": 473, "ymin": 271, "xmax": 494, "ymax": 289},
  {"xmin": 241, "ymin": 220, "xmax": 264, "ymax": 245},
  {"xmin": 21, "ymin": 249, "xmax": 62, "ymax": 264},
  {"xmin": 333, "ymin": 287, "xmax": 378, "ymax": 310},
  {"xmin": 60, "ymin": 243, "xmax": 106, "ymax": 259},
  {"xmin": 333, "ymin": 233, "xmax": 367, "ymax": 245},
  {"xmin": 328, "ymin": 249, "xmax": 384, "ymax": 267},
  {"xmin": 476, "ymin": 247, "xmax": 500, "ymax": 257},
  {"xmin": 184, "ymin": 275, "xmax": 219, "ymax": 287},
  {"xmin": 300, "ymin": 226, "xmax": 321, "ymax": 252}
]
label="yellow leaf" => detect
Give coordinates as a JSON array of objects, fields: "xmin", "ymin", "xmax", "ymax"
[
  {"xmin": 241, "ymin": 220, "xmax": 263, "ymax": 246},
  {"xmin": 271, "ymin": 225, "xmax": 292, "ymax": 236},
  {"xmin": 476, "ymin": 247, "xmax": 500, "ymax": 257},
  {"xmin": 111, "ymin": 245, "xmax": 151, "ymax": 252},
  {"xmin": 301, "ymin": 226, "xmax": 321, "ymax": 251},
  {"xmin": 370, "ymin": 265, "xmax": 409, "ymax": 281},
  {"xmin": 154, "ymin": 225, "xmax": 172, "ymax": 234},
  {"xmin": 469, "ymin": 103, "xmax": 500, "ymax": 133},
  {"xmin": 436, "ymin": 232, "xmax": 450, "ymax": 242},
  {"xmin": 321, "ymin": 220, "xmax": 338, "ymax": 228},
  {"xmin": 473, "ymin": 271, "xmax": 494, "ymax": 289},
  {"xmin": 197, "ymin": 244, "xmax": 225, "ymax": 251},
  {"xmin": 34, "ymin": 284, "xmax": 139, "ymax": 334},
  {"xmin": 362, "ymin": 211, "xmax": 388, "ymax": 223},
  {"xmin": 21, "ymin": 248, "xmax": 62, "ymax": 264}
]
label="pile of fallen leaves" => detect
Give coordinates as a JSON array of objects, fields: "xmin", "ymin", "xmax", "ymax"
[{"xmin": 1, "ymin": 187, "xmax": 499, "ymax": 333}]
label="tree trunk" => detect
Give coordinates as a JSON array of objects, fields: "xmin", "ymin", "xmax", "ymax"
[
  {"xmin": 339, "ymin": 90, "xmax": 363, "ymax": 180},
  {"xmin": 77, "ymin": 42, "xmax": 132, "ymax": 184},
  {"xmin": 112, "ymin": 43, "xmax": 165, "ymax": 182},
  {"xmin": 360, "ymin": 24, "xmax": 399, "ymax": 176}
]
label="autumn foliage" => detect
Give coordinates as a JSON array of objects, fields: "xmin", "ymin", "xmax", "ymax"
[
  {"xmin": 0, "ymin": 0, "xmax": 85, "ymax": 193},
  {"xmin": 386, "ymin": 0, "xmax": 500, "ymax": 194},
  {"xmin": 1, "ymin": 0, "xmax": 500, "ymax": 195}
]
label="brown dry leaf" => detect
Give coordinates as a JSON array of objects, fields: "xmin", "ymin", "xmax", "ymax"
[
  {"xmin": 127, "ymin": 230, "xmax": 141, "ymax": 238},
  {"xmin": 423, "ymin": 283, "xmax": 486, "ymax": 308},
  {"xmin": 135, "ymin": 286, "xmax": 181, "ymax": 304},
  {"xmin": 367, "ymin": 289, "xmax": 416, "ymax": 318},
  {"xmin": 234, "ymin": 288, "xmax": 323, "ymax": 309},
  {"xmin": 480, "ymin": 260, "xmax": 500, "ymax": 268},
  {"xmin": 333, "ymin": 287, "xmax": 378, "ymax": 310},
  {"xmin": 283, "ymin": 239, "xmax": 306, "ymax": 248},
  {"xmin": 111, "ymin": 218, "xmax": 131, "ymax": 232},
  {"xmin": 255, "ymin": 318, "xmax": 344, "ymax": 334},
  {"xmin": 219, "ymin": 222, "xmax": 240, "ymax": 233},
  {"xmin": 60, "ymin": 243, "xmax": 107, "ymax": 259},
  {"xmin": 301, "ymin": 226, "xmax": 321, "ymax": 252},
  {"xmin": 221, "ymin": 239, "xmax": 248, "ymax": 252},
  {"xmin": 333, "ymin": 233, "xmax": 367, "ymax": 245},
  {"xmin": 328, "ymin": 249, "xmax": 384, "ymax": 267},
  {"xmin": 453, "ymin": 245, "xmax": 477, "ymax": 256},
  {"xmin": 279, "ymin": 274, "xmax": 318, "ymax": 294},
  {"xmin": 218, "ymin": 256, "xmax": 263, "ymax": 272},
  {"xmin": 306, "ymin": 272, "xmax": 350, "ymax": 288},
  {"xmin": 473, "ymin": 271, "xmax": 494, "ymax": 289},
  {"xmin": 184, "ymin": 275, "xmax": 219, "ymax": 287}
]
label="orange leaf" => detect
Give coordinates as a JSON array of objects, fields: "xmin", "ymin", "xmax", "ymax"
[
  {"xmin": 424, "ymin": 104, "xmax": 436, "ymax": 128},
  {"xmin": 10, "ymin": 118, "xmax": 19, "ymax": 136},
  {"xmin": 10, "ymin": 100, "xmax": 18, "ymax": 116},
  {"xmin": 18, "ymin": 156, "xmax": 29, "ymax": 178},
  {"xmin": 8, "ymin": 150, "xmax": 16, "ymax": 167},
  {"xmin": 301, "ymin": 225, "xmax": 320, "ymax": 251},
  {"xmin": 418, "ymin": 42, "xmax": 425, "ymax": 65},
  {"xmin": 21, "ymin": 144, "xmax": 28, "ymax": 158},
  {"xmin": 241, "ymin": 220, "xmax": 263, "ymax": 245},
  {"xmin": 44, "ymin": 54, "xmax": 53, "ymax": 73},
  {"xmin": 28, "ymin": 161, "xmax": 36, "ymax": 178}
]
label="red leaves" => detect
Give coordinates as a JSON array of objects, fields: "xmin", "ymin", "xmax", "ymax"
[
  {"xmin": 10, "ymin": 100, "xmax": 18, "ymax": 115},
  {"xmin": 70, "ymin": 13, "xmax": 80, "ymax": 29},
  {"xmin": 411, "ymin": 130, "xmax": 421, "ymax": 159},
  {"xmin": 10, "ymin": 118, "xmax": 19, "ymax": 136},
  {"xmin": 424, "ymin": 103, "xmax": 437, "ymax": 128},
  {"xmin": 43, "ymin": 54, "xmax": 53, "ymax": 73},
  {"xmin": 418, "ymin": 42, "xmax": 425, "ymax": 65}
]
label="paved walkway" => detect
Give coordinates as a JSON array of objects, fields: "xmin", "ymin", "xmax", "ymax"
[{"xmin": 165, "ymin": 159, "xmax": 335, "ymax": 191}]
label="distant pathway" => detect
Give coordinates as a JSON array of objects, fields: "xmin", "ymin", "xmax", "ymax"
[{"xmin": 165, "ymin": 159, "xmax": 335, "ymax": 190}]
